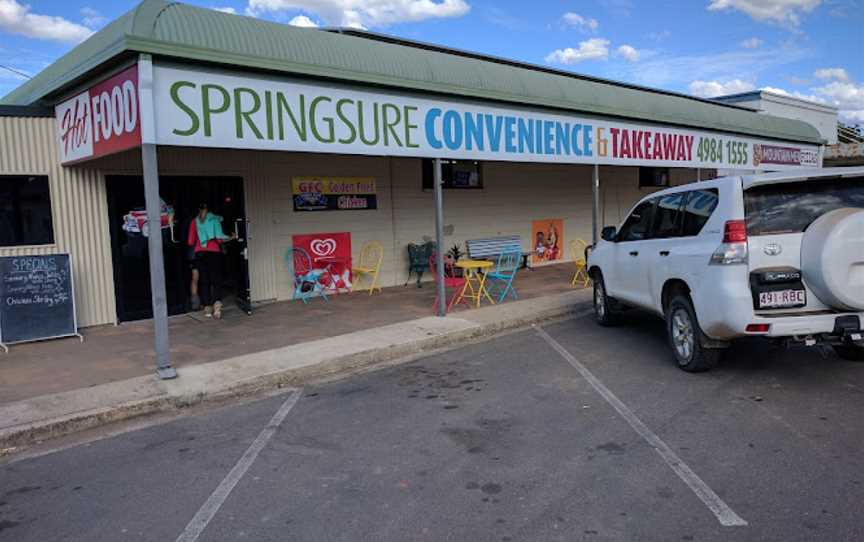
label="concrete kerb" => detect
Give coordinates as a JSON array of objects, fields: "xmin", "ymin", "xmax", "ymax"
[{"xmin": 0, "ymin": 290, "xmax": 592, "ymax": 451}]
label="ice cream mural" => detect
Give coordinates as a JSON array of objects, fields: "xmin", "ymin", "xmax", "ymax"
[{"xmin": 292, "ymin": 232, "xmax": 353, "ymax": 294}]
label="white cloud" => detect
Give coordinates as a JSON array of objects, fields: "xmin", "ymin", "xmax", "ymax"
[
  {"xmin": 616, "ymin": 44, "xmax": 640, "ymax": 62},
  {"xmin": 80, "ymin": 7, "xmax": 105, "ymax": 28},
  {"xmin": 707, "ymin": 0, "xmax": 822, "ymax": 25},
  {"xmin": 562, "ymin": 12, "xmax": 598, "ymax": 31},
  {"xmin": 814, "ymin": 67, "xmax": 849, "ymax": 82},
  {"xmin": 214, "ymin": 6, "xmax": 238, "ymax": 13},
  {"xmin": 545, "ymin": 38, "xmax": 610, "ymax": 65},
  {"xmin": 740, "ymin": 37, "xmax": 763, "ymax": 48},
  {"xmin": 288, "ymin": 14, "xmax": 319, "ymax": 26},
  {"xmin": 246, "ymin": 0, "xmax": 470, "ymax": 28},
  {"xmin": 0, "ymin": 0, "xmax": 93, "ymax": 42},
  {"xmin": 688, "ymin": 79, "xmax": 756, "ymax": 98},
  {"xmin": 612, "ymin": 44, "xmax": 811, "ymax": 89},
  {"xmin": 814, "ymin": 80, "xmax": 864, "ymax": 122}
]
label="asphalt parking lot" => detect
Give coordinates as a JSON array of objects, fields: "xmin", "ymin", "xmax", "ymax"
[{"xmin": 2, "ymin": 311, "xmax": 863, "ymax": 542}]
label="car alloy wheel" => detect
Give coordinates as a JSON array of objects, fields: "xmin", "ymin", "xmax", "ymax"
[{"xmin": 671, "ymin": 308, "xmax": 695, "ymax": 362}]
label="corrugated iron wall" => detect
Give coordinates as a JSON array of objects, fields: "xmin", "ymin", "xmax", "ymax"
[{"xmin": 0, "ymin": 116, "xmax": 116, "ymax": 327}]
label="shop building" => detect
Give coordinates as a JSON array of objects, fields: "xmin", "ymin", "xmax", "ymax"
[
  {"xmin": 715, "ymin": 90, "xmax": 839, "ymax": 145},
  {"xmin": 0, "ymin": 0, "xmax": 824, "ymax": 373}
]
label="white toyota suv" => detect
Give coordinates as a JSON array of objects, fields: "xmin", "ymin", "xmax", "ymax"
[{"xmin": 587, "ymin": 167, "xmax": 864, "ymax": 372}]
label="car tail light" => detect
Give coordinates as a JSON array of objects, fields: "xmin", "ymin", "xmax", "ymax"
[
  {"xmin": 746, "ymin": 324, "xmax": 770, "ymax": 333},
  {"xmin": 723, "ymin": 220, "xmax": 747, "ymax": 243},
  {"xmin": 710, "ymin": 220, "xmax": 749, "ymax": 265}
]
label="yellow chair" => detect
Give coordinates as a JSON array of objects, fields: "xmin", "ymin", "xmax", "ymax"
[
  {"xmin": 570, "ymin": 239, "xmax": 591, "ymax": 288},
  {"xmin": 352, "ymin": 241, "xmax": 384, "ymax": 295}
]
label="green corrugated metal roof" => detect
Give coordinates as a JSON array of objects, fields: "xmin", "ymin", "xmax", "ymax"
[{"xmin": 1, "ymin": 0, "xmax": 822, "ymax": 144}]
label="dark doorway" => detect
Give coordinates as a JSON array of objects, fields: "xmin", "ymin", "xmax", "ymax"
[{"xmin": 106, "ymin": 176, "xmax": 250, "ymax": 322}]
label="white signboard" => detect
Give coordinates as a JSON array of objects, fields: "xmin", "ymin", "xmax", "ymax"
[{"xmin": 152, "ymin": 64, "xmax": 821, "ymax": 170}]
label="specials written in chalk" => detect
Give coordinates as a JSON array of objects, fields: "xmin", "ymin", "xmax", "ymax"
[{"xmin": 0, "ymin": 254, "xmax": 78, "ymax": 345}]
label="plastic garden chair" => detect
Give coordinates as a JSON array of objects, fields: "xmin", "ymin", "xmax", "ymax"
[
  {"xmin": 570, "ymin": 239, "xmax": 591, "ymax": 288},
  {"xmin": 429, "ymin": 252, "xmax": 467, "ymax": 313},
  {"xmin": 285, "ymin": 247, "xmax": 329, "ymax": 304},
  {"xmin": 485, "ymin": 248, "xmax": 521, "ymax": 303},
  {"xmin": 352, "ymin": 241, "xmax": 384, "ymax": 295}
]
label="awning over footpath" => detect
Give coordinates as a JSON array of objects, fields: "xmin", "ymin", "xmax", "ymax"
[{"xmin": 1, "ymin": 0, "xmax": 821, "ymax": 147}]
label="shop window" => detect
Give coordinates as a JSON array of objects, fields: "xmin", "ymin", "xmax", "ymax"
[
  {"xmin": 422, "ymin": 159, "xmax": 483, "ymax": 190},
  {"xmin": 638, "ymin": 167, "xmax": 670, "ymax": 188},
  {"xmin": 0, "ymin": 175, "xmax": 54, "ymax": 247}
]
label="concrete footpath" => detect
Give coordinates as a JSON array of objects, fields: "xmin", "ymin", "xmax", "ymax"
[{"xmin": 0, "ymin": 289, "xmax": 591, "ymax": 451}]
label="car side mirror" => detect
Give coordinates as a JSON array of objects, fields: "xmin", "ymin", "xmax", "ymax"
[{"xmin": 601, "ymin": 226, "xmax": 617, "ymax": 242}]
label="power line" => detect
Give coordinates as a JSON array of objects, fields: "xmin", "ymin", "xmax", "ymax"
[{"xmin": 0, "ymin": 64, "xmax": 32, "ymax": 79}]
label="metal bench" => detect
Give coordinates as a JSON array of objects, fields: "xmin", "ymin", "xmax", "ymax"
[{"xmin": 466, "ymin": 235, "xmax": 531, "ymax": 269}]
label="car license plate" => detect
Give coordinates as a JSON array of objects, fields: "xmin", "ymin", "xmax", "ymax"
[{"xmin": 759, "ymin": 289, "xmax": 806, "ymax": 309}]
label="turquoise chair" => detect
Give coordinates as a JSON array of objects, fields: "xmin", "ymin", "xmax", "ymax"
[
  {"xmin": 285, "ymin": 247, "xmax": 329, "ymax": 304},
  {"xmin": 485, "ymin": 248, "xmax": 521, "ymax": 303}
]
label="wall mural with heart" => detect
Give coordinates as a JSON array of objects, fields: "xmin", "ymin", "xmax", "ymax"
[{"xmin": 292, "ymin": 232, "xmax": 353, "ymax": 294}]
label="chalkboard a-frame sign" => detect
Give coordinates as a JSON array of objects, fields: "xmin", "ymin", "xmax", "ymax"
[{"xmin": 0, "ymin": 254, "xmax": 83, "ymax": 352}]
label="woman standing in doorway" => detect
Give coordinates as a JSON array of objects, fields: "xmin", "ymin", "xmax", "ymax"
[{"xmin": 187, "ymin": 203, "xmax": 234, "ymax": 319}]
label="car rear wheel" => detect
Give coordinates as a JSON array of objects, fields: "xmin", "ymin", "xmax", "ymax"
[
  {"xmin": 833, "ymin": 344, "xmax": 864, "ymax": 361},
  {"xmin": 593, "ymin": 273, "xmax": 617, "ymax": 327},
  {"xmin": 666, "ymin": 295, "xmax": 720, "ymax": 372}
]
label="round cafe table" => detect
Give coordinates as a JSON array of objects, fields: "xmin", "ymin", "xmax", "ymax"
[{"xmin": 454, "ymin": 259, "xmax": 495, "ymax": 308}]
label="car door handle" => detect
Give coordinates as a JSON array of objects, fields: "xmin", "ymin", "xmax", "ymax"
[
  {"xmin": 659, "ymin": 251, "xmax": 670, "ymax": 257},
  {"xmin": 629, "ymin": 251, "xmax": 639, "ymax": 256}
]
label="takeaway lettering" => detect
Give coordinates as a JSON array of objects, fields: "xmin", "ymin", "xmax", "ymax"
[{"xmin": 608, "ymin": 128, "xmax": 694, "ymax": 161}]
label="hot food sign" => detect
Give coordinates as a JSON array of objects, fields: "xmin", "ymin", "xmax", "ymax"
[{"xmin": 55, "ymin": 65, "xmax": 142, "ymax": 164}]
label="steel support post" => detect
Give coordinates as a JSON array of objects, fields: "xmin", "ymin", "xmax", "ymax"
[
  {"xmin": 142, "ymin": 143, "xmax": 176, "ymax": 379},
  {"xmin": 433, "ymin": 158, "xmax": 447, "ymax": 317}
]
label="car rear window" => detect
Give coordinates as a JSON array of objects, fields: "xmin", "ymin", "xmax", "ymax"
[
  {"xmin": 681, "ymin": 189, "xmax": 719, "ymax": 237},
  {"xmin": 744, "ymin": 176, "xmax": 864, "ymax": 236}
]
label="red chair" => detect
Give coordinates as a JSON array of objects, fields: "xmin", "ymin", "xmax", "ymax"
[{"xmin": 429, "ymin": 252, "xmax": 467, "ymax": 313}]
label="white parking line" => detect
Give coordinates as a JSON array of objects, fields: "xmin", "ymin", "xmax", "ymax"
[
  {"xmin": 535, "ymin": 326, "xmax": 748, "ymax": 527},
  {"xmin": 175, "ymin": 389, "xmax": 303, "ymax": 542}
]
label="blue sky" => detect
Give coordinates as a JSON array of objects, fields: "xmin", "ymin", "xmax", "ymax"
[{"xmin": 1, "ymin": 0, "xmax": 862, "ymax": 124}]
